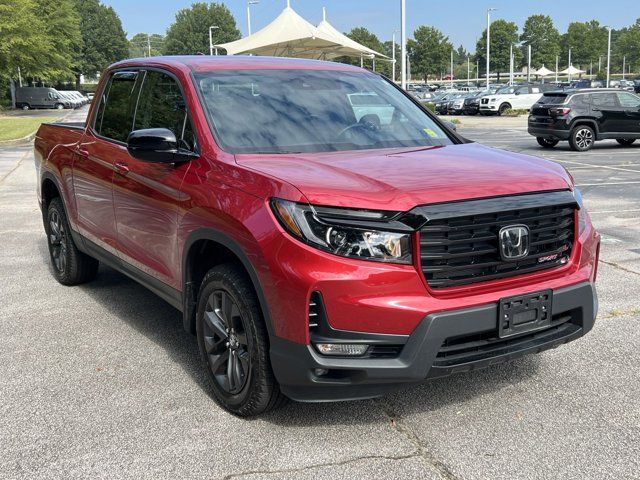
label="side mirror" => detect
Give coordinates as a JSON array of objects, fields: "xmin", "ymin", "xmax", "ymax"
[{"xmin": 127, "ymin": 128, "xmax": 196, "ymax": 163}]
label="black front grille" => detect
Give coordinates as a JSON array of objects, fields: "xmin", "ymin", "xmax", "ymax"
[
  {"xmin": 481, "ymin": 98, "xmax": 489, "ymax": 104},
  {"xmin": 420, "ymin": 202, "xmax": 575, "ymax": 289}
]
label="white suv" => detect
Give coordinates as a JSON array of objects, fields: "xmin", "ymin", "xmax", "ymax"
[{"xmin": 480, "ymin": 85, "xmax": 546, "ymax": 115}]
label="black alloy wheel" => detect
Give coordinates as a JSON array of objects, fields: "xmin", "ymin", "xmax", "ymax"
[
  {"xmin": 202, "ymin": 289, "xmax": 250, "ymax": 395},
  {"xmin": 48, "ymin": 208, "xmax": 68, "ymax": 274}
]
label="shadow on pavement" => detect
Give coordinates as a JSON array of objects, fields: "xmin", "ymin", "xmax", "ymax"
[{"xmin": 58, "ymin": 237, "xmax": 540, "ymax": 425}]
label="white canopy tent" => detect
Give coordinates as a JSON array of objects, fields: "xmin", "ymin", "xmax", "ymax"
[
  {"xmin": 215, "ymin": 3, "xmax": 386, "ymax": 61},
  {"xmin": 533, "ymin": 65, "xmax": 555, "ymax": 77},
  {"xmin": 559, "ymin": 65, "xmax": 585, "ymax": 76}
]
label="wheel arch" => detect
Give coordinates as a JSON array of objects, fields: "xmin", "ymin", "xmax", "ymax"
[
  {"xmin": 181, "ymin": 228, "xmax": 274, "ymax": 338},
  {"xmin": 570, "ymin": 119, "xmax": 599, "ymax": 138}
]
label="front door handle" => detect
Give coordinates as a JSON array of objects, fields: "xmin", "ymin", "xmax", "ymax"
[
  {"xmin": 76, "ymin": 148, "xmax": 90, "ymax": 157},
  {"xmin": 114, "ymin": 162, "xmax": 130, "ymax": 175}
]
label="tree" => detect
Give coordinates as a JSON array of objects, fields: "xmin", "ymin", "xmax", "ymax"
[
  {"xmin": 613, "ymin": 18, "xmax": 640, "ymax": 74},
  {"xmin": 164, "ymin": 2, "xmax": 240, "ymax": 55},
  {"xmin": 407, "ymin": 26, "xmax": 452, "ymax": 81},
  {"xmin": 129, "ymin": 33, "xmax": 165, "ymax": 58},
  {"xmin": 74, "ymin": 0, "xmax": 128, "ymax": 87},
  {"xmin": 560, "ymin": 21, "xmax": 608, "ymax": 71},
  {"xmin": 382, "ymin": 40, "xmax": 400, "ymax": 80},
  {"xmin": 36, "ymin": 0, "xmax": 83, "ymax": 81},
  {"xmin": 476, "ymin": 19, "xmax": 521, "ymax": 82},
  {"xmin": 520, "ymin": 15, "xmax": 560, "ymax": 69}
]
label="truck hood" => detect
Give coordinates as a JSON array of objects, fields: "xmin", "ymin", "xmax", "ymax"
[{"xmin": 235, "ymin": 143, "xmax": 572, "ymax": 212}]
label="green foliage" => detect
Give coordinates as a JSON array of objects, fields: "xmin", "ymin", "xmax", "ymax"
[
  {"xmin": 407, "ymin": 26, "xmax": 453, "ymax": 80},
  {"xmin": 613, "ymin": 18, "xmax": 640, "ymax": 74},
  {"xmin": 476, "ymin": 20, "xmax": 521, "ymax": 81},
  {"xmin": 164, "ymin": 2, "xmax": 240, "ymax": 55},
  {"xmin": 129, "ymin": 33, "xmax": 166, "ymax": 58},
  {"xmin": 335, "ymin": 28, "xmax": 384, "ymax": 72},
  {"xmin": 503, "ymin": 108, "xmax": 529, "ymax": 116},
  {"xmin": 74, "ymin": 0, "xmax": 128, "ymax": 81},
  {"xmin": 381, "ymin": 40, "xmax": 400, "ymax": 80},
  {"xmin": 520, "ymin": 15, "xmax": 561, "ymax": 69},
  {"xmin": 0, "ymin": 0, "xmax": 50, "ymax": 81},
  {"xmin": 560, "ymin": 20, "xmax": 608, "ymax": 70}
]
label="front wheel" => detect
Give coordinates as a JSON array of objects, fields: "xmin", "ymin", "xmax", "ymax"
[
  {"xmin": 46, "ymin": 197, "xmax": 99, "ymax": 285},
  {"xmin": 569, "ymin": 125, "xmax": 595, "ymax": 151},
  {"xmin": 498, "ymin": 103, "xmax": 511, "ymax": 116},
  {"xmin": 55, "ymin": 103, "xmax": 64, "ymax": 110},
  {"xmin": 22, "ymin": 104, "xmax": 30, "ymax": 110},
  {"xmin": 616, "ymin": 138, "xmax": 636, "ymax": 146},
  {"xmin": 536, "ymin": 137, "xmax": 559, "ymax": 148},
  {"xmin": 196, "ymin": 264, "xmax": 286, "ymax": 416}
]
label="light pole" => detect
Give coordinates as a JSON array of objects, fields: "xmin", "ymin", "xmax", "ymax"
[
  {"xmin": 486, "ymin": 8, "xmax": 497, "ymax": 90},
  {"xmin": 401, "ymin": 0, "xmax": 407, "ymax": 90},
  {"xmin": 450, "ymin": 50, "xmax": 454, "ymax": 88},
  {"xmin": 209, "ymin": 25, "xmax": 219, "ymax": 55},
  {"xmin": 623, "ymin": 55, "xmax": 626, "ymax": 80},
  {"xmin": 527, "ymin": 44, "xmax": 531, "ymax": 83},
  {"xmin": 568, "ymin": 48, "xmax": 572, "ymax": 83},
  {"xmin": 247, "ymin": 0, "xmax": 259, "ymax": 36},
  {"xmin": 476, "ymin": 59, "xmax": 479, "ymax": 83},
  {"xmin": 555, "ymin": 55, "xmax": 559, "ymax": 83},
  {"xmin": 392, "ymin": 30, "xmax": 399, "ymax": 83},
  {"xmin": 467, "ymin": 55, "xmax": 470, "ymax": 85},
  {"xmin": 606, "ymin": 27, "xmax": 612, "ymax": 87}
]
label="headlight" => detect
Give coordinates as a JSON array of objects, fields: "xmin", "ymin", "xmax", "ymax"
[
  {"xmin": 490, "ymin": 98, "xmax": 497, "ymax": 103},
  {"xmin": 271, "ymin": 198, "xmax": 412, "ymax": 264},
  {"xmin": 574, "ymin": 187, "xmax": 587, "ymax": 234}
]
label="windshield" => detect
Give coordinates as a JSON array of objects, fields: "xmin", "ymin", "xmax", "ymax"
[{"xmin": 195, "ymin": 70, "xmax": 454, "ymax": 154}]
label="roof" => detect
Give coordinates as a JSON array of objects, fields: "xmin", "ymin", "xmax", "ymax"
[{"xmin": 110, "ymin": 55, "xmax": 365, "ymax": 73}]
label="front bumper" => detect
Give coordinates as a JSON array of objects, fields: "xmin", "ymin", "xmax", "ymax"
[
  {"xmin": 271, "ymin": 282, "xmax": 597, "ymax": 401},
  {"xmin": 480, "ymin": 103, "xmax": 499, "ymax": 112}
]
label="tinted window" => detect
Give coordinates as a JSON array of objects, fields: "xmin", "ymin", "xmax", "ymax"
[
  {"xmin": 571, "ymin": 94, "xmax": 591, "ymax": 108},
  {"xmin": 616, "ymin": 92, "xmax": 640, "ymax": 108},
  {"xmin": 538, "ymin": 94, "xmax": 568, "ymax": 105},
  {"xmin": 95, "ymin": 72, "xmax": 140, "ymax": 142},
  {"xmin": 591, "ymin": 93, "xmax": 619, "ymax": 109},
  {"xmin": 134, "ymin": 71, "xmax": 197, "ymax": 151},
  {"xmin": 195, "ymin": 70, "xmax": 453, "ymax": 154}
]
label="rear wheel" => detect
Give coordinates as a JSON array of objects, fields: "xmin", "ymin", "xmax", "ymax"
[
  {"xmin": 46, "ymin": 197, "xmax": 99, "ymax": 285},
  {"xmin": 196, "ymin": 264, "xmax": 286, "ymax": 416},
  {"xmin": 55, "ymin": 103, "xmax": 64, "ymax": 110},
  {"xmin": 22, "ymin": 104, "xmax": 30, "ymax": 110},
  {"xmin": 536, "ymin": 137, "xmax": 559, "ymax": 148},
  {"xmin": 616, "ymin": 138, "xmax": 636, "ymax": 146},
  {"xmin": 569, "ymin": 125, "xmax": 595, "ymax": 151}
]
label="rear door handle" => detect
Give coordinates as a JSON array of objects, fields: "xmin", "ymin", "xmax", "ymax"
[
  {"xmin": 76, "ymin": 148, "xmax": 90, "ymax": 157},
  {"xmin": 114, "ymin": 162, "xmax": 130, "ymax": 175}
]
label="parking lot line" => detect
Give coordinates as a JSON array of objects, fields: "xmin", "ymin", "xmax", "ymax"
[{"xmin": 555, "ymin": 159, "xmax": 640, "ymax": 174}]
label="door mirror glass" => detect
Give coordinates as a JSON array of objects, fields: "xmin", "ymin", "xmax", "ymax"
[{"xmin": 127, "ymin": 128, "xmax": 179, "ymax": 163}]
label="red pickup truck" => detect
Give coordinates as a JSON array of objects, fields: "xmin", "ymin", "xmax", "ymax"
[{"xmin": 35, "ymin": 56, "xmax": 600, "ymax": 416}]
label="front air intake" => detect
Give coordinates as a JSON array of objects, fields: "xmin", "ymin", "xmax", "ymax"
[{"xmin": 308, "ymin": 292, "xmax": 321, "ymax": 330}]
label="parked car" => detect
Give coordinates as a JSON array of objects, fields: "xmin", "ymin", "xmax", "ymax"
[
  {"xmin": 528, "ymin": 88, "xmax": 640, "ymax": 151},
  {"xmin": 57, "ymin": 91, "xmax": 80, "ymax": 109},
  {"xmin": 447, "ymin": 93, "xmax": 471, "ymax": 114},
  {"xmin": 462, "ymin": 88, "xmax": 499, "ymax": 115},
  {"xmin": 87, "ymin": 92, "xmax": 95, "ymax": 101},
  {"xmin": 480, "ymin": 84, "xmax": 549, "ymax": 115},
  {"xmin": 15, "ymin": 87, "xmax": 69, "ymax": 110},
  {"xmin": 35, "ymin": 56, "xmax": 600, "ymax": 416}
]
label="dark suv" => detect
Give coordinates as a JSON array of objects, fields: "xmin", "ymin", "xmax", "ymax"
[{"xmin": 528, "ymin": 89, "xmax": 640, "ymax": 151}]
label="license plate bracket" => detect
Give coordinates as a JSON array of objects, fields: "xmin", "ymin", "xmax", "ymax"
[{"xmin": 498, "ymin": 289, "xmax": 552, "ymax": 338}]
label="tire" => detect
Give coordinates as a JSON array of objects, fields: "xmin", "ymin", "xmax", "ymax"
[
  {"xmin": 55, "ymin": 103, "xmax": 64, "ymax": 110},
  {"xmin": 616, "ymin": 138, "xmax": 636, "ymax": 146},
  {"xmin": 22, "ymin": 104, "xmax": 30, "ymax": 111},
  {"xmin": 569, "ymin": 125, "xmax": 595, "ymax": 151},
  {"xmin": 536, "ymin": 137, "xmax": 559, "ymax": 148},
  {"xmin": 196, "ymin": 264, "xmax": 286, "ymax": 416},
  {"xmin": 498, "ymin": 103, "xmax": 511, "ymax": 116},
  {"xmin": 45, "ymin": 197, "xmax": 99, "ymax": 285}
]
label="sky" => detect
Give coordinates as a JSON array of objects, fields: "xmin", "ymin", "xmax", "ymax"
[{"xmin": 104, "ymin": 0, "xmax": 639, "ymax": 50}]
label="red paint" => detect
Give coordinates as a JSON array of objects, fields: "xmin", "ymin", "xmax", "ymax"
[{"xmin": 35, "ymin": 56, "xmax": 600, "ymax": 346}]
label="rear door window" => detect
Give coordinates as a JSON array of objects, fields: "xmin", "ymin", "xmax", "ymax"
[
  {"xmin": 591, "ymin": 93, "xmax": 619, "ymax": 109},
  {"xmin": 134, "ymin": 70, "xmax": 197, "ymax": 152},
  {"xmin": 94, "ymin": 71, "xmax": 141, "ymax": 143},
  {"xmin": 571, "ymin": 94, "xmax": 591, "ymax": 108}
]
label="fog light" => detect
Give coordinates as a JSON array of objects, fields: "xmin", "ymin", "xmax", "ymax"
[{"xmin": 315, "ymin": 343, "xmax": 369, "ymax": 356}]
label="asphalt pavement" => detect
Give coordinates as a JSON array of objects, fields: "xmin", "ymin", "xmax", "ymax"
[{"xmin": 0, "ymin": 108, "xmax": 638, "ymax": 479}]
